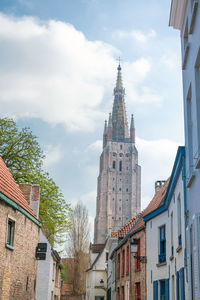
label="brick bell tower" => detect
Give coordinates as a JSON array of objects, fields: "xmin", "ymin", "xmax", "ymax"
[{"xmin": 94, "ymin": 64, "xmax": 141, "ymax": 243}]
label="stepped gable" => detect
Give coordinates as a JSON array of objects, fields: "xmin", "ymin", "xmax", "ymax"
[
  {"xmin": 0, "ymin": 157, "xmax": 37, "ymax": 218},
  {"xmin": 143, "ymin": 178, "xmax": 170, "ymax": 217}
]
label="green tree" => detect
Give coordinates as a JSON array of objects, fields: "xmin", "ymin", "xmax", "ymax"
[{"xmin": 0, "ymin": 117, "xmax": 71, "ymax": 246}]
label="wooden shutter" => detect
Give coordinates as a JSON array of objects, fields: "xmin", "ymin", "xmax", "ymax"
[
  {"xmin": 165, "ymin": 279, "xmax": 169, "ymax": 300},
  {"xmin": 180, "ymin": 267, "xmax": 185, "ymax": 300},
  {"xmin": 153, "ymin": 281, "xmax": 158, "ymax": 300}
]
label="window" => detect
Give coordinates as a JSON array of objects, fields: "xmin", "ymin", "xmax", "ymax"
[
  {"xmin": 119, "ymin": 161, "xmax": 122, "ymax": 172},
  {"xmin": 106, "ymin": 252, "xmax": 108, "ymax": 262},
  {"xmin": 136, "ymin": 282, "xmax": 141, "ymax": 300},
  {"xmin": 113, "ymin": 161, "xmax": 116, "ymax": 169},
  {"xmin": 126, "ymin": 246, "xmax": 129, "ymax": 274},
  {"xmin": 126, "ymin": 188, "xmax": 128, "ymax": 192},
  {"xmin": 7, "ymin": 219, "xmax": 15, "ymax": 248},
  {"xmin": 119, "ymin": 207, "xmax": 121, "ymax": 211},
  {"xmin": 117, "ymin": 288, "xmax": 120, "ymax": 300},
  {"xmin": 195, "ymin": 48, "xmax": 200, "ymax": 166},
  {"xmin": 119, "ymin": 153, "xmax": 123, "ymax": 157},
  {"xmin": 119, "ymin": 188, "xmax": 121, "ymax": 191},
  {"xmin": 136, "ymin": 239, "xmax": 140, "ymax": 270},
  {"xmin": 171, "ymin": 212, "xmax": 174, "ymax": 256},
  {"xmin": 118, "ymin": 253, "xmax": 120, "ymax": 278},
  {"xmin": 159, "ymin": 226, "xmax": 166, "ymax": 263},
  {"xmin": 186, "ymin": 85, "xmax": 194, "ymax": 174},
  {"xmin": 172, "ymin": 275, "xmax": 175, "ymax": 300},
  {"xmin": 177, "ymin": 195, "xmax": 182, "ymax": 246},
  {"xmin": 26, "ymin": 276, "xmax": 29, "ymax": 291},
  {"xmin": 160, "ymin": 280, "xmax": 165, "ymax": 300},
  {"xmin": 121, "ymin": 286, "xmax": 125, "ymax": 300},
  {"xmin": 120, "ymin": 145, "xmax": 123, "ymax": 150},
  {"xmin": 122, "ymin": 250, "xmax": 125, "ymax": 275}
]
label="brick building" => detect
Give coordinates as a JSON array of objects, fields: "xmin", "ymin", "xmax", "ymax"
[
  {"xmin": 0, "ymin": 157, "xmax": 40, "ymax": 300},
  {"xmin": 110, "ymin": 213, "xmax": 146, "ymax": 300}
]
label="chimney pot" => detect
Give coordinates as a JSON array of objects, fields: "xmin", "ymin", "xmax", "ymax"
[{"xmin": 155, "ymin": 180, "xmax": 166, "ymax": 194}]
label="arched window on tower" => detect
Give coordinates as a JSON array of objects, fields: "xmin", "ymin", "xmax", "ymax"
[
  {"xmin": 113, "ymin": 161, "xmax": 116, "ymax": 169},
  {"xmin": 119, "ymin": 161, "xmax": 122, "ymax": 172}
]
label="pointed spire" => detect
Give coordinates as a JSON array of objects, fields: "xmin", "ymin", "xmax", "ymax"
[
  {"xmin": 107, "ymin": 113, "xmax": 112, "ymax": 141},
  {"xmin": 104, "ymin": 120, "xmax": 107, "ymax": 133},
  {"xmin": 130, "ymin": 114, "xmax": 135, "ymax": 143},
  {"xmin": 130, "ymin": 114, "xmax": 135, "ymax": 129},
  {"xmin": 112, "ymin": 63, "xmax": 129, "ymax": 140},
  {"xmin": 108, "ymin": 113, "xmax": 112, "ymax": 127},
  {"xmin": 103, "ymin": 120, "xmax": 107, "ymax": 148},
  {"xmin": 114, "ymin": 63, "xmax": 125, "ymax": 95}
]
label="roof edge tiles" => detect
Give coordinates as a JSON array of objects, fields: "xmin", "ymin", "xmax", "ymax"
[
  {"xmin": 0, "ymin": 191, "xmax": 41, "ymax": 227},
  {"xmin": 143, "ymin": 146, "xmax": 185, "ymax": 222}
]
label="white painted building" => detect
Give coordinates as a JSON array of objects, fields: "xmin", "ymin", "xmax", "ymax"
[
  {"xmin": 170, "ymin": 0, "xmax": 200, "ymax": 298},
  {"xmin": 144, "ymin": 147, "xmax": 188, "ymax": 299},
  {"xmin": 36, "ymin": 231, "xmax": 61, "ymax": 300},
  {"xmin": 86, "ymin": 243, "xmax": 107, "ymax": 300}
]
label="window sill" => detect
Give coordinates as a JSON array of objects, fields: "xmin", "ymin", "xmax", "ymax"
[
  {"xmin": 169, "ymin": 255, "xmax": 174, "ymax": 261},
  {"xmin": 195, "ymin": 154, "xmax": 200, "ymax": 169},
  {"xmin": 156, "ymin": 262, "xmax": 167, "ymax": 268},
  {"xmin": 189, "ymin": 0, "xmax": 198, "ymax": 34},
  {"xmin": 186, "ymin": 171, "xmax": 195, "ymax": 188},
  {"xmin": 5, "ymin": 243, "xmax": 14, "ymax": 251},
  {"xmin": 182, "ymin": 43, "xmax": 190, "ymax": 70},
  {"xmin": 176, "ymin": 245, "xmax": 182, "ymax": 253},
  {"xmin": 135, "ymin": 269, "xmax": 141, "ymax": 272}
]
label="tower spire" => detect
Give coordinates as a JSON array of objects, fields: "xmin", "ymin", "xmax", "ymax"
[
  {"xmin": 130, "ymin": 114, "xmax": 135, "ymax": 143},
  {"xmin": 112, "ymin": 63, "xmax": 129, "ymax": 140}
]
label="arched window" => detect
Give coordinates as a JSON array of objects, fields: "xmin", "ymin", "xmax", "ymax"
[
  {"xmin": 119, "ymin": 161, "xmax": 122, "ymax": 171},
  {"xmin": 113, "ymin": 161, "xmax": 116, "ymax": 169}
]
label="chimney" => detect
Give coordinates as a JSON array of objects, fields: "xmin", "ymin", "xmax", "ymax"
[
  {"xmin": 19, "ymin": 184, "xmax": 40, "ymax": 218},
  {"xmin": 155, "ymin": 180, "xmax": 166, "ymax": 194}
]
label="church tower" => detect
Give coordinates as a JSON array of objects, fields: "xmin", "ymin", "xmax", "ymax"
[{"xmin": 94, "ymin": 64, "xmax": 141, "ymax": 243}]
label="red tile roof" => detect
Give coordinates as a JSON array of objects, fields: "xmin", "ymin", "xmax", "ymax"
[
  {"xmin": 0, "ymin": 157, "xmax": 37, "ymax": 218},
  {"xmin": 143, "ymin": 179, "xmax": 170, "ymax": 217},
  {"xmin": 112, "ymin": 212, "xmax": 144, "ymax": 238}
]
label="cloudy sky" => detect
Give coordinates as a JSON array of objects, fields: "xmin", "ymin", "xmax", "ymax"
[{"xmin": 0, "ymin": 0, "xmax": 184, "ymax": 245}]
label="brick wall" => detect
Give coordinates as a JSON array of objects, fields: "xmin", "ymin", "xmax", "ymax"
[
  {"xmin": 0, "ymin": 200, "xmax": 40, "ymax": 300},
  {"xmin": 115, "ymin": 228, "xmax": 146, "ymax": 300}
]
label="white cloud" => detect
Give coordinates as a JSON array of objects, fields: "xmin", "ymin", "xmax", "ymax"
[
  {"xmin": 0, "ymin": 14, "xmax": 163, "ymax": 132},
  {"xmin": 161, "ymin": 52, "xmax": 180, "ymax": 70},
  {"xmin": 113, "ymin": 29, "xmax": 156, "ymax": 43},
  {"xmin": 86, "ymin": 140, "xmax": 102, "ymax": 152},
  {"xmin": 0, "ymin": 14, "xmax": 118, "ymax": 132},
  {"xmin": 43, "ymin": 144, "xmax": 63, "ymax": 167},
  {"xmin": 136, "ymin": 137, "xmax": 181, "ymax": 208}
]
